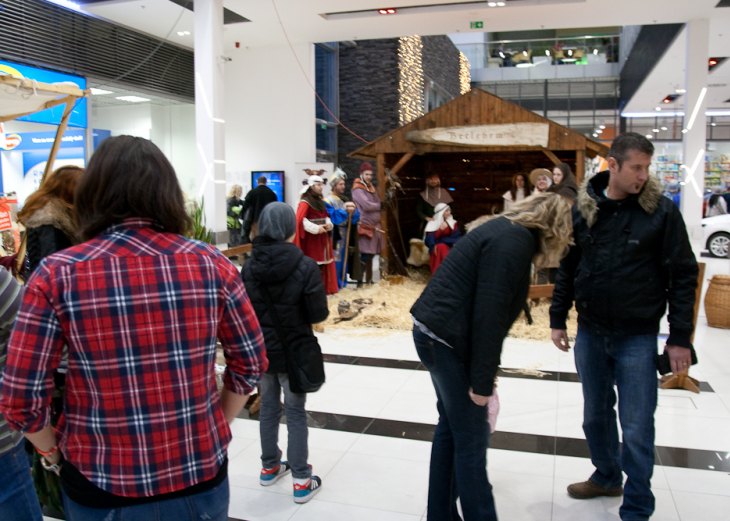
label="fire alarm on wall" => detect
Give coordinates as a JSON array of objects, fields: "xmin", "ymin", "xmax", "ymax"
[{"xmin": 235, "ymin": 42, "xmax": 240, "ymax": 48}]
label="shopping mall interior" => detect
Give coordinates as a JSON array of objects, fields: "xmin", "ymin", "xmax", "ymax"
[{"xmin": 1, "ymin": 1, "xmax": 729, "ymax": 520}]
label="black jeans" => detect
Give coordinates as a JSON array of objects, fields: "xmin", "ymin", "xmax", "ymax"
[{"xmin": 413, "ymin": 326, "xmax": 497, "ymax": 521}]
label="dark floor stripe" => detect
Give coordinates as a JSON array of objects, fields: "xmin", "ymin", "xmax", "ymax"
[
  {"xmin": 322, "ymin": 353, "xmax": 715, "ymax": 392},
  {"xmin": 238, "ymin": 409, "xmax": 730, "ymax": 473}
]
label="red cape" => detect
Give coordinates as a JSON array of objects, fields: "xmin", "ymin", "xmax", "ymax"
[{"xmin": 295, "ymin": 201, "xmax": 339, "ymax": 295}]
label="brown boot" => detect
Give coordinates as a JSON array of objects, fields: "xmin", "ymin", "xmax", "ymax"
[
  {"xmin": 365, "ymin": 259, "xmax": 373, "ymax": 285},
  {"xmin": 567, "ymin": 480, "xmax": 623, "ymax": 499}
]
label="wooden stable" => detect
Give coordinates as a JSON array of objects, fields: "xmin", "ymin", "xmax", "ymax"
[{"xmin": 349, "ymin": 88, "xmax": 609, "ymax": 268}]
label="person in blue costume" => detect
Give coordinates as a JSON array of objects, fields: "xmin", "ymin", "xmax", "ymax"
[{"xmin": 324, "ymin": 168, "xmax": 361, "ymax": 288}]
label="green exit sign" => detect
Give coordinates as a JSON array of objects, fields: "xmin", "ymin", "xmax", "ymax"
[{"xmin": 470, "ymin": 21, "xmax": 483, "ymax": 29}]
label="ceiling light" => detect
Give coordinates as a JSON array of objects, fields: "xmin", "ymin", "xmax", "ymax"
[
  {"xmin": 593, "ymin": 49, "xmax": 598, "ymax": 55},
  {"xmin": 711, "ymin": 122, "xmax": 717, "ymax": 127},
  {"xmin": 488, "ymin": 2, "xmax": 497, "ymax": 6},
  {"xmin": 652, "ymin": 128, "xmax": 660, "ymax": 133},
  {"xmin": 497, "ymin": 1, "xmax": 506, "ymax": 6},
  {"xmin": 177, "ymin": 31, "xmax": 190, "ymax": 36},
  {"xmin": 599, "ymin": 125, "xmax": 606, "ymax": 129},
  {"xmin": 116, "ymin": 96, "xmax": 150, "ymax": 103},
  {"xmin": 90, "ymin": 88, "xmax": 113, "ymax": 95},
  {"xmin": 592, "ymin": 133, "xmax": 598, "ymax": 137},
  {"xmin": 675, "ymin": 88, "xmax": 686, "ymax": 94},
  {"xmin": 595, "ymin": 129, "xmax": 603, "ymax": 134},
  {"xmin": 681, "ymin": 128, "xmax": 688, "ymax": 133},
  {"xmin": 378, "ymin": 8, "xmax": 396, "ymax": 14},
  {"xmin": 661, "ymin": 126, "xmax": 667, "ymax": 131},
  {"xmin": 655, "ymin": 107, "xmax": 661, "ymax": 111},
  {"xmin": 709, "ymin": 59, "xmax": 718, "ymax": 66},
  {"xmin": 646, "ymin": 134, "xmax": 653, "ymax": 139}
]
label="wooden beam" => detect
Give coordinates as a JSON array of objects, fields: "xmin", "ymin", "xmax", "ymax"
[
  {"xmin": 0, "ymin": 95, "xmax": 80, "ymax": 123},
  {"xmin": 575, "ymin": 149, "xmax": 585, "ymax": 185},
  {"xmin": 0, "ymin": 75, "xmax": 86, "ymax": 97},
  {"xmin": 376, "ymin": 153, "xmax": 388, "ymax": 264},
  {"xmin": 41, "ymin": 100, "xmax": 76, "ymax": 184},
  {"xmin": 541, "ymin": 149, "xmax": 561, "ymax": 166},
  {"xmin": 220, "ymin": 243, "xmax": 252, "ymax": 258},
  {"xmin": 389, "ymin": 152, "xmax": 414, "ymax": 177},
  {"xmin": 528, "ymin": 284, "xmax": 554, "ymax": 299}
]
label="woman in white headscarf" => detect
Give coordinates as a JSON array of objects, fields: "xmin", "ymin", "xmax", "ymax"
[{"xmin": 424, "ymin": 203, "xmax": 461, "ymax": 273}]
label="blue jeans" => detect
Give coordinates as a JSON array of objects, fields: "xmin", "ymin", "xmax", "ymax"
[
  {"xmin": 62, "ymin": 477, "xmax": 229, "ymax": 521},
  {"xmin": 413, "ymin": 326, "xmax": 497, "ymax": 521},
  {"xmin": 574, "ymin": 328, "xmax": 658, "ymax": 521},
  {"xmin": 0, "ymin": 440, "xmax": 43, "ymax": 521},
  {"xmin": 260, "ymin": 373, "xmax": 311, "ymax": 479}
]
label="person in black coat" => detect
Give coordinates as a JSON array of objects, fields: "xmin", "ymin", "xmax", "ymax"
[
  {"xmin": 241, "ymin": 176, "xmax": 278, "ymax": 242},
  {"xmin": 241, "ymin": 202, "xmax": 328, "ymax": 503},
  {"xmin": 550, "ymin": 133, "xmax": 699, "ymax": 518},
  {"xmin": 410, "ymin": 193, "xmax": 573, "ymax": 521},
  {"xmin": 17, "ymin": 166, "xmax": 83, "ymax": 274}
]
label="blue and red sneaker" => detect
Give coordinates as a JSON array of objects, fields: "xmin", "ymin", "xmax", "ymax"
[
  {"xmin": 293, "ymin": 475, "xmax": 322, "ymax": 503},
  {"xmin": 260, "ymin": 462, "xmax": 291, "ymax": 486}
]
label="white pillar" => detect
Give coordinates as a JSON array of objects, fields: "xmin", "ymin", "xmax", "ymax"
[
  {"xmin": 680, "ymin": 19, "xmax": 709, "ymax": 242},
  {"xmin": 194, "ymin": 0, "xmax": 228, "ymax": 246}
]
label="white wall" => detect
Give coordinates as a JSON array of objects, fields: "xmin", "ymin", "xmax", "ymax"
[
  {"xmin": 92, "ymin": 103, "xmax": 196, "ymax": 195},
  {"xmin": 223, "ymin": 43, "xmax": 316, "ymax": 208}
]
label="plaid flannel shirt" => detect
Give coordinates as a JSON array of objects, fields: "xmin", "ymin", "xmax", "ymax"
[{"xmin": 0, "ymin": 219, "xmax": 267, "ymax": 497}]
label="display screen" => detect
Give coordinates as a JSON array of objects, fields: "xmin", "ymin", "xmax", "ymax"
[
  {"xmin": 0, "ymin": 60, "xmax": 87, "ymax": 128},
  {"xmin": 251, "ymin": 171, "xmax": 285, "ymax": 203}
]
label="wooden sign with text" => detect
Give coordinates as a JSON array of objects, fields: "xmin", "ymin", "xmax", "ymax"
[{"xmin": 405, "ymin": 123, "xmax": 550, "ymax": 148}]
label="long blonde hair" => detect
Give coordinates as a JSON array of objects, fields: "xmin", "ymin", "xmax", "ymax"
[
  {"xmin": 467, "ymin": 192, "xmax": 573, "ymax": 267},
  {"xmin": 227, "ymin": 184, "xmax": 242, "ymax": 198}
]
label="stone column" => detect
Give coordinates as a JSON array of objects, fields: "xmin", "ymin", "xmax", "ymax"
[
  {"xmin": 194, "ymin": 0, "xmax": 228, "ymax": 246},
  {"xmin": 680, "ymin": 19, "xmax": 709, "ymax": 242}
]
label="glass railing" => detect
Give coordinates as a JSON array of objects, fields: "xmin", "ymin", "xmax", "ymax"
[{"xmin": 457, "ymin": 35, "xmax": 620, "ymax": 70}]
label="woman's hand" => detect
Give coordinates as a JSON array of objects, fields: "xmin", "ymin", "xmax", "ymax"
[
  {"xmin": 439, "ymin": 222, "xmax": 448, "ymax": 231},
  {"xmin": 468, "ymin": 387, "xmax": 490, "ymax": 407}
]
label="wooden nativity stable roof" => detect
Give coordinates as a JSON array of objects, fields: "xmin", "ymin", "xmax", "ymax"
[{"xmin": 350, "ymin": 88, "xmax": 609, "ymax": 160}]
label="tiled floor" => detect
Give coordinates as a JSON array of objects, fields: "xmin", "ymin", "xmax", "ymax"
[{"xmin": 225, "ymin": 252, "xmax": 730, "ymax": 521}]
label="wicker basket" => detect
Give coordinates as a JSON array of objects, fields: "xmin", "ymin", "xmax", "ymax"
[{"xmin": 705, "ymin": 275, "xmax": 730, "ymax": 329}]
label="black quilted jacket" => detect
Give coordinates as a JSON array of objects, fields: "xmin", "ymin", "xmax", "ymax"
[
  {"xmin": 241, "ymin": 236, "xmax": 329, "ymax": 374},
  {"xmin": 411, "ymin": 217, "xmax": 538, "ymax": 396}
]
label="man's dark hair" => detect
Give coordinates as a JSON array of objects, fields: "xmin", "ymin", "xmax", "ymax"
[
  {"xmin": 76, "ymin": 135, "xmax": 192, "ymax": 241},
  {"xmin": 257, "ymin": 176, "xmax": 267, "ymax": 185},
  {"xmin": 608, "ymin": 132, "xmax": 655, "ymax": 169}
]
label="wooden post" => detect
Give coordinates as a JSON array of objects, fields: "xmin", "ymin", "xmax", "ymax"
[
  {"xmin": 575, "ymin": 149, "xmax": 585, "ymax": 185},
  {"xmin": 41, "ymin": 100, "xmax": 76, "ymax": 184},
  {"xmin": 541, "ymin": 149, "xmax": 561, "ymax": 166},
  {"xmin": 376, "ymin": 153, "xmax": 388, "ymax": 263},
  {"xmin": 389, "ymin": 152, "xmax": 414, "ymax": 177}
]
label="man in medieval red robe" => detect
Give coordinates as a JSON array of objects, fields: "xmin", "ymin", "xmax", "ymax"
[{"xmin": 295, "ymin": 175, "xmax": 339, "ymax": 295}]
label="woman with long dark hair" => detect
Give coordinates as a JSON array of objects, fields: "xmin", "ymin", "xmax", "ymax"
[
  {"xmin": 502, "ymin": 173, "xmax": 531, "ymax": 212},
  {"xmin": 1, "ymin": 136, "xmax": 267, "ymax": 521},
  {"xmin": 547, "ymin": 162, "xmax": 579, "ymax": 204}
]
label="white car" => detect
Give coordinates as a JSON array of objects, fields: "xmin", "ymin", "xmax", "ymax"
[{"xmin": 702, "ymin": 214, "xmax": 730, "ymax": 258}]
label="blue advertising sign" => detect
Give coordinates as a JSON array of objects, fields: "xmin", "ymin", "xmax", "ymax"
[
  {"xmin": 3, "ymin": 129, "xmax": 85, "ymax": 152},
  {"xmin": 0, "ymin": 60, "xmax": 87, "ymax": 128},
  {"xmin": 252, "ymin": 171, "xmax": 285, "ymax": 203}
]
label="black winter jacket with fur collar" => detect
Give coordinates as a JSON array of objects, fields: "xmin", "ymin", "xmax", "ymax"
[{"xmin": 549, "ymin": 171, "xmax": 699, "ymax": 350}]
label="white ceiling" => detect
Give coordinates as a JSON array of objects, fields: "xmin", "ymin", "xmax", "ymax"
[
  {"xmin": 76, "ymin": 0, "xmax": 730, "ymax": 114},
  {"xmin": 623, "ymin": 20, "xmax": 730, "ymax": 115},
  {"xmin": 81, "ymin": 0, "xmax": 723, "ymax": 50}
]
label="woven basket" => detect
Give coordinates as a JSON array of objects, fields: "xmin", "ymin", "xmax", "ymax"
[{"xmin": 705, "ymin": 275, "xmax": 730, "ymax": 329}]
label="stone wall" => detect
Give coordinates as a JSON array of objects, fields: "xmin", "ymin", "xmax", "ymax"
[{"xmin": 422, "ymin": 35, "xmax": 462, "ymax": 98}]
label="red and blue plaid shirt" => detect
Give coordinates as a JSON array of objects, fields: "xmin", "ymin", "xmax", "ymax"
[{"xmin": 0, "ymin": 219, "xmax": 267, "ymax": 497}]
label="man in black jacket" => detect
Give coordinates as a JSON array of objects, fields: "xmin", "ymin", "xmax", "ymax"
[
  {"xmin": 550, "ymin": 133, "xmax": 699, "ymax": 521},
  {"xmin": 241, "ymin": 176, "xmax": 278, "ymax": 242}
]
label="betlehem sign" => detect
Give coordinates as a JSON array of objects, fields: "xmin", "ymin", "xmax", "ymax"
[{"xmin": 405, "ymin": 123, "xmax": 550, "ymax": 148}]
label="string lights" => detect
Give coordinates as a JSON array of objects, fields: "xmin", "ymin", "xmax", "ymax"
[
  {"xmin": 398, "ymin": 35, "xmax": 424, "ymax": 125},
  {"xmin": 459, "ymin": 52, "xmax": 471, "ymax": 95}
]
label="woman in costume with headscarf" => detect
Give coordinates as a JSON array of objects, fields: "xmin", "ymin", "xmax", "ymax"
[
  {"xmin": 530, "ymin": 168, "xmax": 553, "ymax": 195},
  {"xmin": 424, "ymin": 203, "xmax": 461, "ymax": 273},
  {"xmin": 352, "ymin": 162, "xmax": 385, "ymax": 287},
  {"xmin": 294, "ymin": 176, "xmax": 339, "ymax": 295},
  {"xmin": 324, "ymin": 168, "xmax": 361, "ymax": 288}
]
